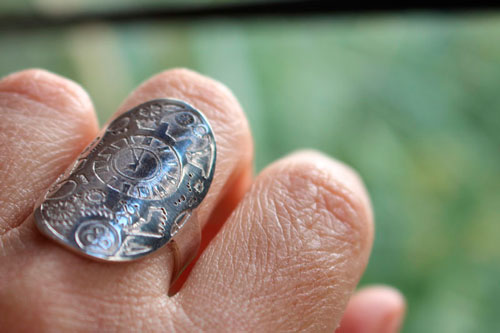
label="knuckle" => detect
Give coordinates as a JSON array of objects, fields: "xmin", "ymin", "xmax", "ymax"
[
  {"xmin": 124, "ymin": 67, "xmax": 253, "ymax": 202},
  {"xmin": 262, "ymin": 151, "xmax": 373, "ymax": 255},
  {"xmin": 144, "ymin": 68, "xmax": 249, "ymax": 139},
  {"xmin": 0, "ymin": 68, "xmax": 50, "ymax": 86},
  {"xmin": 0, "ymin": 70, "xmax": 97, "ymax": 235},
  {"xmin": 0, "ymin": 68, "xmax": 92, "ymax": 114}
]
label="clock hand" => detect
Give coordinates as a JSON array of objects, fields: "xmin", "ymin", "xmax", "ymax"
[
  {"xmin": 136, "ymin": 149, "xmax": 146, "ymax": 163},
  {"xmin": 128, "ymin": 148, "xmax": 140, "ymax": 170},
  {"xmin": 133, "ymin": 149, "xmax": 147, "ymax": 171},
  {"xmin": 129, "ymin": 148, "xmax": 148, "ymax": 172}
]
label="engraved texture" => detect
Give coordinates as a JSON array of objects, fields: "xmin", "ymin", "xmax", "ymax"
[{"xmin": 34, "ymin": 99, "xmax": 216, "ymax": 261}]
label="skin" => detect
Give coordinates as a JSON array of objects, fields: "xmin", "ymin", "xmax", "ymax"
[{"xmin": 0, "ymin": 68, "xmax": 405, "ymax": 332}]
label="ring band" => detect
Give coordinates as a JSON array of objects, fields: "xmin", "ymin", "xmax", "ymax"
[{"xmin": 34, "ymin": 98, "xmax": 216, "ymax": 281}]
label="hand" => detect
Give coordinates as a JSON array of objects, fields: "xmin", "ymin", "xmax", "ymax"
[{"xmin": 0, "ymin": 69, "xmax": 405, "ymax": 332}]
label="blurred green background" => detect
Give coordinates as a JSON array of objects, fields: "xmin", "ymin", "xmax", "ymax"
[{"xmin": 1, "ymin": 1, "xmax": 500, "ymax": 332}]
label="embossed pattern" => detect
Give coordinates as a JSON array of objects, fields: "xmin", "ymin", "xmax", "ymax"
[{"xmin": 34, "ymin": 99, "xmax": 216, "ymax": 261}]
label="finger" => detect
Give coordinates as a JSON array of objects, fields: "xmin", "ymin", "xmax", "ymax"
[
  {"xmin": 0, "ymin": 69, "xmax": 253, "ymax": 331},
  {"xmin": 0, "ymin": 69, "xmax": 98, "ymax": 237},
  {"xmin": 117, "ymin": 68, "xmax": 253, "ymax": 287},
  {"xmin": 117, "ymin": 68, "xmax": 253, "ymax": 230},
  {"xmin": 170, "ymin": 162, "xmax": 254, "ymax": 294},
  {"xmin": 336, "ymin": 286, "xmax": 406, "ymax": 333},
  {"xmin": 177, "ymin": 151, "xmax": 374, "ymax": 331}
]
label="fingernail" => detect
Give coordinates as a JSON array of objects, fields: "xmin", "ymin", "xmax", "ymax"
[{"xmin": 381, "ymin": 308, "xmax": 405, "ymax": 333}]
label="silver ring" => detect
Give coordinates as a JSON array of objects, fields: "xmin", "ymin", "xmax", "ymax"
[{"xmin": 34, "ymin": 98, "xmax": 216, "ymax": 281}]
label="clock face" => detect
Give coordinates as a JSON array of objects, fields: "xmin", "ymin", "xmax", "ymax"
[
  {"xmin": 93, "ymin": 135, "xmax": 181, "ymax": 200},
  {"xmin": 113, "ymin": 147, "xmax": 160, "ymax": 180}
]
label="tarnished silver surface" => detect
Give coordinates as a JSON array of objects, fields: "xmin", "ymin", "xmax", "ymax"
[{"xmin": 34, "ymin": 99, "xmax": 216, "ymax": 263}]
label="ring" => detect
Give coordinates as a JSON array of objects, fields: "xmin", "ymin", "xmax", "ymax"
[{"xmin": 34, "ymin": 98, "xmax": 216, "ymax": 281}]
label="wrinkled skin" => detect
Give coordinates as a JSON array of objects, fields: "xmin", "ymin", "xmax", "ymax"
[{"xmin": 0, "ymin": 69, "xmax": 405, "ymax": 332}]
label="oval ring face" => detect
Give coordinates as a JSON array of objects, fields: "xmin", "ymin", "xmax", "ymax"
[{"xmin": 34, "ymin": 99, "xmax": 216, "ymax": 261}]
